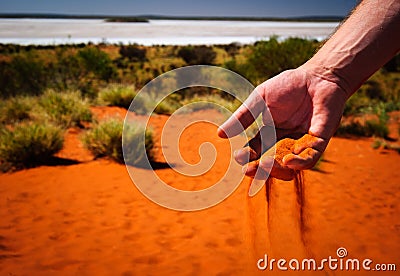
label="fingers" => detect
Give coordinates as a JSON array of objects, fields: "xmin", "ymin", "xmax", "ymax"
[
  {"xmin": 291, "ymin": 134, "xmax": 327, "ymax": 154},
  {"xmin": 242, "ymin": 133, "xmax": 328, "ymax": 181},
  {"xmin": 243, "ymin": 152, "xmax": 295, "ymax": 181},
  {"xmin": 242, "ymin": 155, "xmax": 274, "ymax": 180},
  {"xmin": 233, "ymin": 126, "xmax": 302, "ymax": 166},
  {"xmin": 218, "ymin": 87, "xmax": 265, "ymax": 138},
  {"xmin": 242, "ymin": 144, "xmax": 274, "ymax": 180},
  {"xmin": 234, "ymin": 147, "xmax": 258, "ymax": 166},
  {"xmin": 243, "ymin": 146, "xmax": 322, "ymax": 181},
  {"xmin": 233, "ymin": 125, "xmax": 276, "ymax": 165},
  {"xmin": 283, "ymin": 147, "xmax": 322, "ymax": 170},
  {"xmin": 283, "ymin": 134, "xmax": 327, "ymax": 170},
  {"xmin": 259, "ymin": 149, "xmax": 295, "ymax": 181},
  {"xmin": 242, "ymin": 160, "xmax": 268, "ymax": 179}
]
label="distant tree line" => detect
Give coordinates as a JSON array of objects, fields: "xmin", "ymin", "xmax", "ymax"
[{"xmin": 0, "ymin": 40, "xmax": 398, "ymax": 101}]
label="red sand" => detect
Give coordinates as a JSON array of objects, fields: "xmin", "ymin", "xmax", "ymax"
[
  {"xmin": 0, "ymin": 108, "xmax": 399, "ymax": 275},
  {"xmin": 267, "ymin": 134, "xmax": 319, "ymax": 180}
]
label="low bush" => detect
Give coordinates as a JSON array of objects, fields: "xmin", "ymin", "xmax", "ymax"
[
  {"xmin": 0, "ymin": 46, "xmax": 118, "ymax": 98},
  {"xmin": 77, "ymin": 47, "xmax": 117, "ymax": 82},
  {"xmin": 226, "ymin": 37, "xmax": 318, "ymax": 84},
  {"xmin": 0, "ymin": 54, "xmax": 48, "ymax": 97},
  {"xmin": 0, "ymin": 96, "xmax": 34, "ymax": 124},
  {"xmin": 343, "ymin": 92, "xmax": 374, "ymax": 116},
  {"xmin": 177, "ymin": 45, "xmax": 216, "ymax": 65},
  {"xmin": 38, "ymin": 90, "xmax": 92, "ymax": 128},
  {"xmin": 153, "ymin": 99, "xmax": 180, "ymax": 115},
  {"xmin": 119, "ymin": 44, "xmax": 147, "ymax": 62},
  {"xmin": 124, "ymin": 124, "xmax": 155, "ymax": 167},
  {"xmin": 371, "ymin": 139, "xmax": 384, "ymax": 149},
  {"xmin": 365, "ymin": 120, "xmax": 389, "ymax": 138},
  {"xmin": 82, "ymin": 119, "xmax": 154, "ymax": 166},
  {"xmin": 98, "ymin": 84, "xmax": 137, "ymax": 109},
  {"xmin": 0, "ymin": 123, "xmax": 64, "ymax": 171},
  {"xmin": 336, "ymin": 119, "xmax": 389, "ymax": 138},
  {"xmin": 371, "ymin": 138, "xmax": 400, "ymax": 153}
]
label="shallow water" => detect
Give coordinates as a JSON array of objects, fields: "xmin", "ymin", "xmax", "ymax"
[{"xmin": 0, "ymin": 19, "xmax": 339, "ymax": 45}]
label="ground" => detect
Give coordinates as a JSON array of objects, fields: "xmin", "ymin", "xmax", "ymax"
[{"xmin": 0, "ymin": 108, "xmax": 399, "ymax": 275}]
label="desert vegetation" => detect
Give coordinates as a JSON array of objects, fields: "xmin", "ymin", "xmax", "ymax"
[
  {"xmin": 0, "ymin": 122, "xmax": 64, "ymax": 171},
  {"xmin": 82, "ymin": 119, "xmax": 154, "ymax": 166},
  {"xmin": 0, "ymin": 39, "xmax": 399, "ymax": 171}
]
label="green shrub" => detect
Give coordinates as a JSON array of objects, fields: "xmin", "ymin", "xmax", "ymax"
[
  {"xmin": 177, "ymin": 45, "xmax": 216, "ymax": 65},
  {"xmin": 0, "ymin": 47, "xmax": 117, "ymax": 98},
  {"xmin": 98, "ymin": 84, "xmax": 137, "ymax": 109},
  {"xmin": 343, "ymin": 92, "xmax": 374, "ymax": 116},
  {"xmin": 52, "ymin": 47, "xmax": 84, "ymax": 91},
  {"xmin": 0, "ymin": 96, "xmax": 34, "ymax": 124},
  {"xmin": 365, "ymin": 120, "xmax": 389, "ymax": 138},
  {"xmin": 82, "ymin": 119, "xmax": 154, "ymax": 166},
  {"xmin": 119, "ymin": 44, "xmax": 147, "ymax": 62},
  {"xmin": 0, "ymin": 54, "xmax": 48, "ymax": 97},
  {"xmin": 77, "ymin": 47, "xmax": 117, "ymax": 81},
  {"xmin": 336, "ymin": 120, "xmax": 389, "ymax": 138},
  {"xmin": 219, "ymin": 42, "xmax": 241, "ymax": 57},
  {"xmin": 38, "ymin": 90, "xmax": 92, "ymax": 128},
  {"xmin": 371, "ymin": 138, "xmax": 400, "ymax": 153},
  {"xmin": 153, "ymin": 98, "xmax": 181, "ymax": 115},
  {"xmin": 0, "ymin": 123, "xmax": 64, "ymax": 171},
  {"xmin": 336, "ymin": 121, "xmax": 364, "ymax": 137},
  {"xmin": 226, "ymin": 37, "xmax": 317, "ymax": 84},
  {"xmin": 124, "ymin": 124, "xmax": 154, "ymax": 167},
  {"xmin": 371, "ymin": 139, "xmax": 384, "ymax": 149}
]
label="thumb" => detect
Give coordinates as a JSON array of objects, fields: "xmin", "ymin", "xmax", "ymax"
[{"xmin": 218, "ymin": 86, "xmax": 265, "ymax": 138}]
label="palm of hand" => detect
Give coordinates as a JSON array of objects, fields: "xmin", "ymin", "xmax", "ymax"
[{"xmin": 219, "ymin": 68, "xmax": 348, "ymax": 178}]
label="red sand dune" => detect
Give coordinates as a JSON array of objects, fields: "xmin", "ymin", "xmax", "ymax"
[{"xmin": 0, "ymin": 108, "xmax": 399, "ymax": 275}]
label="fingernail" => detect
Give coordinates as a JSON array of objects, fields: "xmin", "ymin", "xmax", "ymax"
[
  {"xmin": 259, "ymin": 156, "xmax": 274, "ymax": 170},
  {"xmin": 217, "ymin": 127, "xmax": 227, "ymax": 138},
  {"xmin": 234, "ymin": 149, "xmax": 249, "ymax": 165}
]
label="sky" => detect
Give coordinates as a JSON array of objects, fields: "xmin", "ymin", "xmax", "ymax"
[{"xmin": 0, "ymin": 0, "xmax": 358, "ymax": 17}]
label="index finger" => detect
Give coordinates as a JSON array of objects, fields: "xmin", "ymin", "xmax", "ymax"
[{"xmin": 217, "ymin": 87, "xmax": 265, "ymax": 138}]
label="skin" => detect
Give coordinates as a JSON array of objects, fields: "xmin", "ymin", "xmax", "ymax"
[{"xmin": 218, "ymin": 0, "xmax": 400, "ymax": 180}]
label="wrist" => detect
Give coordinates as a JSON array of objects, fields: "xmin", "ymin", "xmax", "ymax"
[{"xmin": 299, "ymin": 59, "xmax": 356, "ymax": 99}]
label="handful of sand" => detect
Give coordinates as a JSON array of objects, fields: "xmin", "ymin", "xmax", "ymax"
[
  {"xmin": 244, "ymin": 133, "xmax": 320, "ymax": 196},
  {"xmin": 266, "ymin": 133, "xmax": 318, "ymax": 180},
  {"xmin": 247, "ymin": 134, "xmax": 317, "ymax": 202}
]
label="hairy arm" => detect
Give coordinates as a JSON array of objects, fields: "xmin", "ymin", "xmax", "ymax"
[
  {"xmin": 301, "ymin": 0, "xmax": 400, "ymax": 96},
  {"xmin": 218, "ymin": 0, "xmax": 400, "ymax": 179}
]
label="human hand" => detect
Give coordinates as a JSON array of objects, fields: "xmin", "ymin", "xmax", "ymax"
[{"xmin": 218, "ymin": 67, "xmax": 349, "ymax": 181}]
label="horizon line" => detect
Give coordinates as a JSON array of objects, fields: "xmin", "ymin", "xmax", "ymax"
[{"xmin": 0, "ymin": 13, "xmax": 344, "ymax": 22}]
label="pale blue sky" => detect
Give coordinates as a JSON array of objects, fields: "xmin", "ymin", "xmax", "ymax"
[{"xmin": 0, "ymin": 0, "xmax": 358, "ymax": 17}]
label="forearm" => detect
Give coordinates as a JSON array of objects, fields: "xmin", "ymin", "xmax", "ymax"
[{"xmin": 301, "ymin": 0, "xmax": 400, "ymax": 97}]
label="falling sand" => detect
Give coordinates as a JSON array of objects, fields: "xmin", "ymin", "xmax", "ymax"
[
  {"xmin": 246, "ymin": 134, "xmax": 318, "ymax": 266},
  {"xmin": 268, "ymin": 134, "xmax": 318, "ymax": 236}
]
